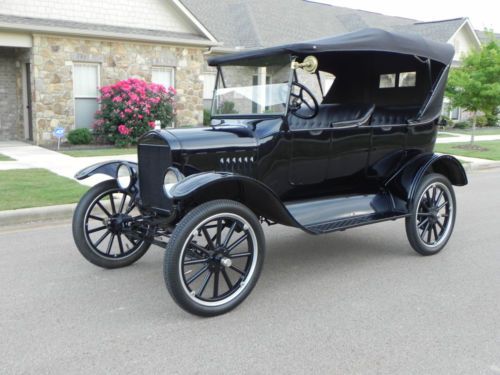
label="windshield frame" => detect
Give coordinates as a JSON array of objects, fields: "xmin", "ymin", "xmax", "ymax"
[{"xmin": 210, "ymin": 55, "xmax": 295, "ymax": 120}]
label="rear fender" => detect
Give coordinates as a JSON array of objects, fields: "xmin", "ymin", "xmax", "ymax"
[
  {"xmin": 170, "ymin": 172, "xmax": 300, "ymax": 227},
  {"xmin": 386, "ymin": 153, "xmax": 467, "ymax": 208},
  {"xmin": 75, "ymin": 160, "xmax": 138, "ymax": 181}
]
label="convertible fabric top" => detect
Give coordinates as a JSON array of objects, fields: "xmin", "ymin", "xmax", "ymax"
[{"xmin": 208, "ymin": 28, "xmax": 455, "ymax": 66}]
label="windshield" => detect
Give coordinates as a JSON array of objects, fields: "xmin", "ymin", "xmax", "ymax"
[{"xmin": 212, "ymin": 55, "xmax": 292, "ymax": 117}]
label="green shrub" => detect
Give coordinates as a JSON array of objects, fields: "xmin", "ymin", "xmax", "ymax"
[
  {"xmin": 203, "ymin": 109, "xmax": 211, "ymax": 126},
  {"xmin": 67, "ymin": 128, "xmax": 93, "ymax": 145},
  {"xmin": 453, "ymin": 121, "xmax": 470, "ymax": 129}
]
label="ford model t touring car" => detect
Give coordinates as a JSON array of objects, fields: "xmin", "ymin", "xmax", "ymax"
[{"xmin": 73, "ymin": 29, "xmax": 467, "ymax": 316}]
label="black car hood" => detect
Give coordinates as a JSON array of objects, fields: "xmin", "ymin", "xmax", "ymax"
[{"xmin": 163, "ymin": 125, "xmax": 258, "ymax": 152}]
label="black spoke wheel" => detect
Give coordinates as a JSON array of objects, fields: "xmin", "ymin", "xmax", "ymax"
[
  {"xmin": 405, "ymin": 173, "xmax": 456, "ymax": 256},
  {"xmin": 72, "ymin": 180, "xmax": 150, "ymax": 269},
  {"xmin": 164, "ymin": 200, "xmax": 265, "ymax": 316}
]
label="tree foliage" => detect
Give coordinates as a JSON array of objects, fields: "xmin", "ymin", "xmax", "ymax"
[{"xmin": 446, "ymin": 35, "xmax": 500, "ymax": 122}]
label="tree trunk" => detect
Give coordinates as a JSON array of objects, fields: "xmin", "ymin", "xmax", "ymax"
[{"xmin": 470, "ymin": 112, "xmax": 477, "ymax": 146}]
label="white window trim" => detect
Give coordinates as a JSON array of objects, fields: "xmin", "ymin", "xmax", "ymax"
[
  {"xmin": 152, "ymin": 66, "xmax": 175, "ymax": 88},
  {"xmin": 73, "ymin": 62, "xmax": 100, "ymax": 99}
]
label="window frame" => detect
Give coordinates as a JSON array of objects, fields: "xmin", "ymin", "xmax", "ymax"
[
  {"xmin": 151, "ymin": 66, "xmax": 175, "ymax": 89},
  {"xmin": 73, "ymin": 62, "xmax": 100, "ymax": 129}
]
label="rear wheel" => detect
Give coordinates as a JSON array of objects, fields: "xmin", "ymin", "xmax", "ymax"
[
  {"xmin": 72, "ymin": 180, "xmax": 150, "ymax": 269},
  {"xmin": 405, "ymin": 173, "xmax": 456, "ymax": 256},
  {"xmin": 164, "ymin": 200, "xmax": 265, "ymax": 317}
]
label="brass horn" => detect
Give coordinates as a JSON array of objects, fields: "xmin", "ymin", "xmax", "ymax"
[{"xmin": 292, "ymin": 56, "xmax": 318, "ymax": 74}]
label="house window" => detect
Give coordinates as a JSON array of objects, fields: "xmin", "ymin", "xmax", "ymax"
[
  {"xmin": 379, "ymin": 74, "xmax": 396, "ymax": 88},
  {"xmin": 399, "ymin": 72, "xmax": 417, "ymax": 87},
  {"xmin": 450, "ymin": 107, "xmax": 460, "ymax": 120},
  {"xmin": 152, "ymin": 66, "xmax": 175, "ymax": 89},
  {"xmin": 73, "ymin": 63, "xmax": 100, "ymax": 129},
  {"xmin": 202, "ymin": 73, "xmax": 217, "ymax": 99}
]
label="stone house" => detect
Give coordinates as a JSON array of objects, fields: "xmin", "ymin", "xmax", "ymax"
[
  {"xmin": 0, "ymin": 0, "xmax": 217, "ymax": 144},
  {"xmin": 0, "ymin": 0, "xmax": 492, "ymax": 145}
]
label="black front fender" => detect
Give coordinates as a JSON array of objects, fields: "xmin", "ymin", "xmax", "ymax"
[
  {"xmin": 170, "ymin": 172, "xmax": 300, "ymax": 227},
  {"xmin": 386, "ymin": 153, "xmax": 468, "ymax": 204},
  {"xmin": 75, "ymin": 160, "xmax": 138, "ymax": 181}
]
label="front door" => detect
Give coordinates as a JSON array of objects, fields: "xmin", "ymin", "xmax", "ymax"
[{"xmin": 22, "ymin": 63, "xmax": 33, "ymax": 141}]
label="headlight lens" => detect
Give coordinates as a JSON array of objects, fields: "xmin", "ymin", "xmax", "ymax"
[
  {"xmin": 163, "ymin": 168, "xmax": 184, "ymax": 197},
  {"xmin": 116, "ymin": 164, "xmax": 133, "ymax": 190}
]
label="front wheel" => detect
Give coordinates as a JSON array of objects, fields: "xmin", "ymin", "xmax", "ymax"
[
  {"xmin": 72, "ymin": 180, "xmax": 150, "ymax": 269},
  {"xmin": 405, "ymin": 173, "xmax": 456, "ymax": 256},
  {"xmin": 164, "ymin": 200, "xmax": 265, "ymax": 316}
]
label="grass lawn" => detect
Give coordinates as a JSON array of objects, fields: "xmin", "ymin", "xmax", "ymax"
[
  {"xmin": 0, "ymin": 169, "xmax": 88, "ymax": 211},
  {"xmin": 437, "ymin": 132, "xmax": 460, "ymax": 138},
  {"xmin": 435, "ymin": 141, "xmax": 500, "ymax": 161},
  {"xmin": 0, "ymin": 153, "xmax": 14, "ymax": 161},
  {"xmin": 444, "ymin": 127, "xmax": 500, "ymax": 136},
  {"xmin": 60, "ymin": 147, "xmax": 136, "ymax": 157}
]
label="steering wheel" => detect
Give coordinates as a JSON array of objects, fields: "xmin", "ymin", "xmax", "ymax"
[{"xmin": 289, "ymin": 82, "xmax": 319, "ymax": 119}]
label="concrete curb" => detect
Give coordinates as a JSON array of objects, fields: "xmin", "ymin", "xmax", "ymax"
[
  {"xmin": 0, "ymin": 203, "xmax": 76, "ymax": 227},
  {"xmin": 1, "ymin": 162, "xmax": 499, "ymax": 228}
]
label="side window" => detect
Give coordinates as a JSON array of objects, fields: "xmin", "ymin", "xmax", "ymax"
[
  {"xmin": 399, "ymin": 72, "xmax": 416, "ymax": 87},
  {"xmin": 152, "ymin": 66, "xmax": 175, "ymax": 89},
  {"xmin": 379, "ymin": 74, "xmax": 396, "ymax": 88},
  {"xmin": 379, "ymin": 72, "xmax": 417, "ymax": 89},
  {"xmin": 73, "ymin": 63, "xmax": 99, "ymax": 129}
]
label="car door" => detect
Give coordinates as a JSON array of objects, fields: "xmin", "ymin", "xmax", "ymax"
[
  {"xmin": 289, "ymin": 126, "xmax": 331, "ymax": 185},
  {"xmin": 327, "ymin": 123, "xmax": 372, "ymax": 187}
]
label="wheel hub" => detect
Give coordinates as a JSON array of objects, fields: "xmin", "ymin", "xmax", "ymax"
[{"xmin": 106, "ymin": 214, "xmax": 130, "ymax": 234}]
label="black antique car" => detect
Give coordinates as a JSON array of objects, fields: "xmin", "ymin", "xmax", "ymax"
[{"xmin": 73, "ymin": 29, "xmax": 467, "ymax": 316}]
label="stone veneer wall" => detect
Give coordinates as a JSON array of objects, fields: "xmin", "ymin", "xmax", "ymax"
[
  {"xmin": 32, "ymin": 34, "xmax": 205, "ymax": 144},
  {"xmin": 0, "ymin": 49, "xmax": 20, "ymax": 140}
]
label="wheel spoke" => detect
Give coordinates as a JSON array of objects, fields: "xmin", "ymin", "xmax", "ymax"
[
  {"xmin": 94, "ymin": 230, "xmax": 111, "ymax": 247},
  {"xmin": 109, "ymin": 194, "xmax": 117, "ymax": 214},
  {"xmin": 420, "ymin": 222, "xmax": 430, "ymax": 240},
  {"xmin": 223, "ymin": 222, "xmax": 237, "ymax": 247},
  {"xmin": 227, "ymin": 233, "xmax": 248, "ymax": 253},
  {"xmin": 88, "ymin": 225, "xmax": 107, "ymax": 234},
  {"xmin": 434, "ymin": 189, "xmax": 444, "ymax": 205},
  {"xmin": 213, "ymin": 271, "xmax": 219, "ymax": 298},
  {"xmin": 438, "ymin": 201, "xmax": 448, "ymax": 210},
  {"xmin": 417, "ymin": 212, "xmax": 433, "ymax": 217},
  {"xmin": 198, "ymin": 271, "xmax": 212, "ymax": 297},
  {"xmin": 89, "ymin": 214, "xmax": 104, "ymax": 221},
  {"xmin": 221, "ymin": 268, "xmax": 233, "ymax": 289},
  {"xmin": 186, "ymin": 265, "xmax": 209, "ymax": 285},
  {"xmin": 124, "ymin": 201, "xmax": 136, "ymax": 215},
  {"xmin": 216, "ymin": 219, "xmax": 222, "ymax": 246},
  {"xmin": 118, "ymin": 193, "xmax": 126, "ymax": 213},
  {"xmin": 230, "ymin": 265, "xmax": 245, "ymax": 275},
  {"xmin": 436, "ymin": 220, "xmax": 444, "ymax": 230},
  {"xmin": 96, "ymin": 201, "xmax": 111, "ymax": 217},
  {"xmin": 184, "ymin": 258, "xmax": 209, "ymax": 266},
  {"xmin": 202, "ymin": 228, "xmax": 215, "ymax": 250},
  {"xmin": 117, "ymin": 235, "xmax": 125, "ymax": 254},
  {"xmin": 417, "ymin": 218, "xmax": 429, "ymax": 229},
  {"xmin": 189, "ymin": 241, "xmax": 211, "ymax": 256},
  {"xmin": 432, "ymin": 224, "xmax": 439, "ymax": 243},
  {"xmin": 229, "ymin": 252, "xmax": 252, "ymax": 259},
  {"xmin": 426, "ymin": 225, "xmax": 432, "ymax": 243},
  {"xmin": 106, "ymin": 234, "xmax": 115, "ymax": 255}
]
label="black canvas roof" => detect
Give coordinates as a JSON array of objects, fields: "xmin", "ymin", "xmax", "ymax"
[{"xmin": 209, "ymin": 28, "xmax": 455, "ymax": 66}]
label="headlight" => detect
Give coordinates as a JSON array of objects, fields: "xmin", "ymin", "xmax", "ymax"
[
  {"xmin": 116, "ymin": 164, "xmax": 135, "ymax": 190},
  {"xmin": 163, "ymin": 167, "xmax": 184, "ymax": 197}
]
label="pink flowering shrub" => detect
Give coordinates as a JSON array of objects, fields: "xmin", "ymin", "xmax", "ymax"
[{"xmin": 93, "ymin": 78, "xmax": 176, "ymax": 147}]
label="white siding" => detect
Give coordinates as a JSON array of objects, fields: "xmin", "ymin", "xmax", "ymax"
[
  {"xmin": 449, "ymin": 25, "xmax": 481, "ymax": 62},
  {"xmin": 0, "ymin": 0, "xmax": 199, "ymax": 35}
]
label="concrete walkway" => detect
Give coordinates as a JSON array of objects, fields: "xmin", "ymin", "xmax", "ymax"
[
  {"xmin": 437, "ymin": 132, "xmax": 500, "ymax": 144},
  {"xmin": 0, "ymin": 141, "xmax": 136, "ymax": 187}
]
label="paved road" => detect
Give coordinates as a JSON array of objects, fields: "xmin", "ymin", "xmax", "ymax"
[{"xmin": 1, "ymin": 170, "xmax": 500, "ymax": 375}]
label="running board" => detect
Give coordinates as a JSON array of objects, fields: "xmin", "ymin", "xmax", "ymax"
[{"xmin": 284, "ymin": 193, "xmax": 407, "ymax": 234}]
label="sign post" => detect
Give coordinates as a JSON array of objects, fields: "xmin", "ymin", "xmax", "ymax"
[{"xmin": 53, "ymin": 127, "xmax": 65, "ymax": 150}]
